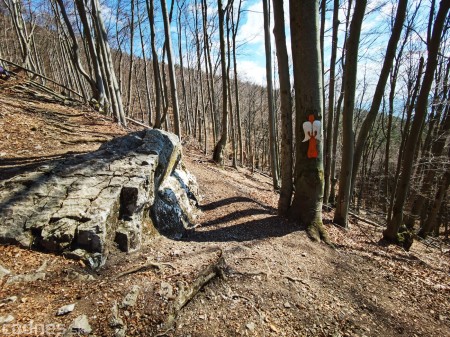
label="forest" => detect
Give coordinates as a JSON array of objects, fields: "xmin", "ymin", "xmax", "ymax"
[
  {"xmin": 0, "ymin": 0, "xmax": 449, "ymax": 335},
  {"xmin": 1, "ymin": 0, "xmax": 448, "ymax": 248}
]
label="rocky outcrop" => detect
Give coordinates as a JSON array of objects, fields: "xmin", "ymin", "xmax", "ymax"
[{"xmin": 0, "ymin": 129, "xmax": 201, "ymax": 267}]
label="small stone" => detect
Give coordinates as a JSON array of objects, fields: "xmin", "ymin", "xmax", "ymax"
[
  {"xmin": 439, "ymin": 315, "xmax": 446, "ymax": 321},
  {"xmin": 199, "ymin": 314, "xmax": 207, "ymax": 320},
  {"xmin": 0, "ymin": 265, "xmax": 11, "ymax": 279},
  {"xmin": 284, "ymin": 301, "xmax": 292, "ymax": 308},
  {"xmin": 121, "ymin": 285, "xmax": 140, "ymax": 308},
  {"xmin": 1, "ymin": 296, "xmax": 17, "ymax": 304},
  {"xmin": 301, "ymin": 252, "xmax": 307, "ymax": 257},
  {"xmin": 158, "ymin": 282, "xmax": 174, "ymax": 299},
  {"xmin": 65, "ymin": 315, "xmax": 92, "ymax": 336},
  {"xmin": 6, "ymin": 272, "xmax": 46, "ymax": 284},
  {"xmin": 0, "ymin": 315, "xmax": 14, "ymax": 324},
  {"xmin": 57, "ymin": 303, "xmax": 75, "ymax": 316},
  {"xmin": 246, "ymin": 322, "xmax": 255, "ymax": 332}
]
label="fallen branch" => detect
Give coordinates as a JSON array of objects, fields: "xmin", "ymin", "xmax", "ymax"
[
  {"xmin": 349, "ymin": 211, "xmax": 384, "ymax": 228},
  {"xmin": 116, "ymin": 260, "xmax": 175, "ymax": 279},
  {"xmin": 161, "ymin": 251, "xmax": 224, "ymax": 330},
  {"xmin": 126, "ymin": 117, "xmax": 152, "ymax": 129}
]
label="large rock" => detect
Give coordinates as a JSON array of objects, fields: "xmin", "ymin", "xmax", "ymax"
[{"xmin": 0, "ymin": 129, "xmax": 200, "ymax": 267}]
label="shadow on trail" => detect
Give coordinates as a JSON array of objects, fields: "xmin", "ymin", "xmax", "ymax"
[
  {"xmin": 201, "ymin": 208, "xmax": 275, "ymax": 227},
  {"xmin": 201, "ymin": 196, "xmax": 276, "ymax": 213},
  {"xmin": 183, "ymin": 215, "xmax": 303, "ymax": 242}
]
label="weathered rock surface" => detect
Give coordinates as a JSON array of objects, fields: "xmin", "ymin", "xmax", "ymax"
[{"xmin": 0, "ymin": 129, "xmax": 201, "ymax": 267}]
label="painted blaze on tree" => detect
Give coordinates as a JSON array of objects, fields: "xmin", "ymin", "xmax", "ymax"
[{"xmin": 287, "ymin": 0, "xmax": 328, "ymax": 243}]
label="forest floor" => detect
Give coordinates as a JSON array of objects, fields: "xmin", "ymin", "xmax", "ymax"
[{"xmin": 0, "ymin": 77, "xmax": 449, "ymax": 337}]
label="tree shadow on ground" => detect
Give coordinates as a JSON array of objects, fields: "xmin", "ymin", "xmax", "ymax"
[
  {"xmin": 200, "ymin": 208, "xmax": 275, "ymax": 228},
  {"xmin": 201, "ymin": 196, "xmax": 276, "ymax": 213},
  {"xmin": 183, "ymin": 215, "xmax": 303, "ymax": 242},
  {"xmin": 0, "ymin": 151, "xmax": 90, "ymax": 181}
]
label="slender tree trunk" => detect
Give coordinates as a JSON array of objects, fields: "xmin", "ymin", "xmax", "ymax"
[
  {"xmin": 263, "ymin": 0, "xmax": 280, "ymax": 189},
  {"xmin": 160, "ymin": 0, "xmax": 181, "ymax": 138},
  {"xmin": 333, "ymin": 0, "xmax": 367, "ymax": 227},
  {"xmin": 147, "ymin": 0, "xmax": 162, "ymax": 128},
  {"xmin": 351, "ymin": 0, "xmax": 408, "ymax": 195},
  {"xmin": 126, "ymin": 0, "xmax": 135, "ymax": 117},
  {"xmin": 385, "ymin": 0, "xmax": 450, "ymax": 243},
  {"xmin": 213, "ymin": 0, "xmax": 229, "ymax": 164},
  {"xmin": 273, "ymin": 0, "xmax": 293, "ymax": 216},
  {"xmin": 324, "ymin": 0, "xmax": 340, "ymax": 205}
]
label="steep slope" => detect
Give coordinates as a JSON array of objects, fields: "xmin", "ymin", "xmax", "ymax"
[{"xmin": 0, "ymin": 79, "xmax": 449, "ymax": 336}]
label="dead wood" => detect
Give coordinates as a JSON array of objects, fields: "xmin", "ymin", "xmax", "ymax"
[
  {"xmin": 161, "ymin": 251, "xmax": 224, "ymax": 330},
  {"xmin": 116, "ymin": 260, "xmax": 176, "ymax": 279}
]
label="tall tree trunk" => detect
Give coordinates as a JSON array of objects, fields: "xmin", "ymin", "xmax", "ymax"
[
  {"xmin": 324, "ymin": 0, "xmax": 340, "ymax": 205},
  {"xmin": 147, "ymin": 0, "xmax": 162, "ymax": 128},
  {"xmin": 273, "ymin": 0, "xmax": 293, "ymax": 216},
  {"xmin": 160, "ymin": 0, "xmax": 181, "ymax": 138},
  {"xmin": 263, "ymin": 0, "xmax": 280, "ymax": 189},
  {"xmin": 351, "ymin": 0, "xmax": 408, "ymax": 195},
  {"xmin": 333, "ymin": 0, "xmax": 367, "ymax": 227},
  {"xmin": 126, "ymin": 0, "xmax": 135, "ymax": 117},
  {"xmin": 213, "ymin": 0, "xmax": 229, "ymax": 164},
  {"xmin": 231, "ymin": 0, "xmax": 243, "ymax": 165},
  {"xmin": 288, "ymin": 0, "xmax": 328, "ymax": 242},
  {"xmin": 385, "ymin": 0, "xmax": 450, "ymax": 243}
]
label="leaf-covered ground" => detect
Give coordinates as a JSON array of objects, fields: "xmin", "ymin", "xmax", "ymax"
[{"xmin": 0, "ymin": 78, "xmax": 449, "ymax": 336}]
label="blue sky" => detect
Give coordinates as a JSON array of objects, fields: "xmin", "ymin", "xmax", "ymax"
[{"xmin": 101, "ymin": 0, "xmax": 434, "ymax": 110}]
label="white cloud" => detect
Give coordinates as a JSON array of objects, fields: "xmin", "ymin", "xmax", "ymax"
[{"xmin": 237, "ymin": 60, "xmax": 267, "ymax": 85}]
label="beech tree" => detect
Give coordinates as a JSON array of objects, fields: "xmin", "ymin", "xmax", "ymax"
[{"xmin": 288, "ymin": 0, "xmax": 328, "ymax": 242}]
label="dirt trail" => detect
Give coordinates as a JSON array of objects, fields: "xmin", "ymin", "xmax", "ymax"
[
  {"xmin": 172, "ymin": 150, "xmax": 450, "ymax": 337},
  {"xmin": 0, "ymin": 85, "xmax": 449, "ymax": 336}
]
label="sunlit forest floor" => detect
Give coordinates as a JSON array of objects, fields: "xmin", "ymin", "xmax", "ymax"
[{"xmin": 0, "ymin": 78, "xmax": 449, "ymax": 336}]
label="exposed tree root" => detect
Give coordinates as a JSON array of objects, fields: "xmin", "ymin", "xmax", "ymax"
[{"xmin": 307, "ymin": 221, "xmax": 331, "ymax": 246}]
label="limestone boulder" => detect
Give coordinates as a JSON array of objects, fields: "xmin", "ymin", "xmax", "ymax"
[{"xmin": 0, "ymin": 129, "xmax": 201, "ymax": 267}]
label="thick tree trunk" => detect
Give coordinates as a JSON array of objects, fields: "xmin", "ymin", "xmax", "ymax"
[{"xmin": 288, "ymin": 0, "xmax": 328, "ymax": 242}]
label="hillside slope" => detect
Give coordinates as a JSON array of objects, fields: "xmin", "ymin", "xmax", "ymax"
[{"xmin": 0, "ymin": 79, "xmax": 449, "ymax": 336}]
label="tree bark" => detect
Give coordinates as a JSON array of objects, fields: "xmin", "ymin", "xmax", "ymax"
[
  {"xmin": 272, "ymin": 0, "xmax": 293, "ymax": 216},
  {"xmin": 263, "ymin": 0, "xmax": 280, "ymax": 189},
  {"xmin": 213, "ymin": 0, "xmax": 229, "ymax": 164},
  {"xmin": 288, "ymin": 0, "xmax": 328, "ymax": 242},
  {"xmin": 323, "ymin": 0, "xmax": 340, "ymax": 205},
  {"xmin": 161, "ymin": 0, "xmax": 181, "ymax": 138},
  {"xmin": 351, "ymin": 0, "xmax": 408, "ymax": 196},
  {"xmin": 333, "ymin": 0, "xmax": 367, "ymax": 227},
  {"xmin": 385, "ymin": 0, "xmax": 450, "ymax": 242}
]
